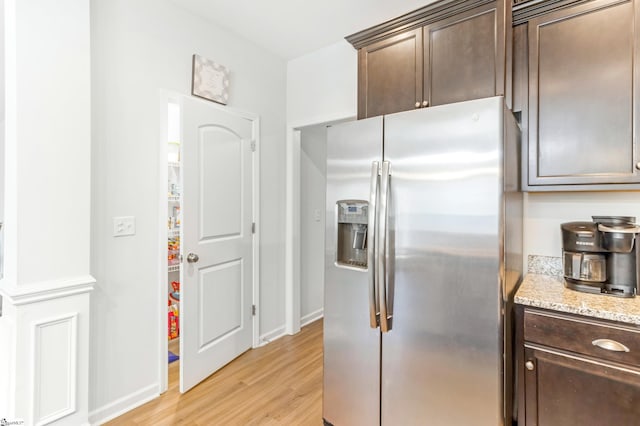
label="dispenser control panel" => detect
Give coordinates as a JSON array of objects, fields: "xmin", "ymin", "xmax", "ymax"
[{"xmin": 336, "ymin": 200, "xmax": 368, "ymax": 269}]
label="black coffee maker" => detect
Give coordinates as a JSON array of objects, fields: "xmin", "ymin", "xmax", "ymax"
[{"xmin": 561, "ymin": 216, "xmax": 640, "ymax": 298}]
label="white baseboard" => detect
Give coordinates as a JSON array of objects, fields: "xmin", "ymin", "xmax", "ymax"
[
  {"xmin": 300, "ymin": 308, "xmax": 323, "ymax": 327},
  {"xmin": 258, "ymin": 311, "xmax": 323, "ymax": 348},
  {"xmin": 258, "ymin": 325, "xmax": 286, "ymax": 347},
  {"xmin": 88, "ymin": 383, "xmax": 158, "ymax": 425}
]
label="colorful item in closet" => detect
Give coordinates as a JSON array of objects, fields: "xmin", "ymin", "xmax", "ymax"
[
  {"xmin": 168, "ymin": 300, "xmax": 180, "ymax": 340},
  {"xmin": 168, "ymin": 237, "xmax": 180, "ymax": 265},
  {"xmin": 169, "ymin": 281, "xmax": 180, "ymax": 302}
]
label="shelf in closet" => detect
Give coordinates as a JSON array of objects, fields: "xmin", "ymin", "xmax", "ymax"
[
  {"xmin": 168, "ymin": 228, "xmax": 180, "ymax": 237},
  {"xmin": 168, "ymin": 196, "xmax": 180, "ymax": 202},
  {"xmin": 168, "ymin": 161, "xmax": 181, "ymax": 168},
  {"xmin": 168, "ymin": 264, "xmax": 180, "ymax": 273}
]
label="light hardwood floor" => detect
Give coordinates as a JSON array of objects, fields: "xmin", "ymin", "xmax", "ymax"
[{"xmin": 106, "ymin": 320, "xmax": 323, "ymax": 425}]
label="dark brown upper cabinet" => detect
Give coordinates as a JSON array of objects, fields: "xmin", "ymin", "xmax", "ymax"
[
  {"xmin": 357, "ymin": 29, "xmax": 423, "ymax": 119},
  {"xmin": 516, "ymin": 0, "xmax": 640, "ymax": 190},
  {"xmin": 347, "ymin": 0, "xmax": 511, "ymax": 119},
  {"xmin": 426, "ymin": 4, "xmax": 503, "ymax": 107}
]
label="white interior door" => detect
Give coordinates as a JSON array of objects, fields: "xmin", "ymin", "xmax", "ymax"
[{"xmin": 180, "ymin": 96, "xmax": 254, "ymax": 393}]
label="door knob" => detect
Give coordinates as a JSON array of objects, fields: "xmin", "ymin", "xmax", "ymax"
[
  {"xmin": 636, "ymin": 162, "xmax": 640, "ymax": 170},
  {"xmin": 422, "ymin": 100, "xmax": 429, "ymax": 107},
  {"xmin": 414, "ymin": 101, "xmax": 421, "ymax": 108},
  {"xmin": 187, "ymin": 253, "xmax": 199, "ymax": 263},
  {"xmin": 525, "ymin": 361, "xmax": 535, "ymax": 371}
]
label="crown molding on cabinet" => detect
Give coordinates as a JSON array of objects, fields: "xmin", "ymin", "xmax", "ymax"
[
  {"xmin": 513, "ymin": 0, "xmax": 594, "ymax": 25},
  {"xmin": 345, "ymin": 0, "xmax": 497, "ymax": 48}
]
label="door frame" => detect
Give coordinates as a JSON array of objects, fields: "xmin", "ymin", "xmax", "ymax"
[
  {"xmin": 284, "ymin": 113, "xmax": 355, "ymax": 335},
  {"xmin": 158, "ymin": 90, "xmax": 261, "ymax": 393}
]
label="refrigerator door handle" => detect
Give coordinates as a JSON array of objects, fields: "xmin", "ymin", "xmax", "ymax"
[
  {"xmin": 378, "ymin": 161, "xmax": 392, "ymax": 333},
  {"xmin": 368, "ymin": 161, "xmax": 380, "ymax": 329}
]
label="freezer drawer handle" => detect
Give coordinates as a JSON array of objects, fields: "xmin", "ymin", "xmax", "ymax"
[
  {"xmin": 378, "ymin": 161, "xmax": 392, "ymax": 333},
  {"xmin": 368, "ymin": 161, "xmax": 380, "ymax": 329},
  {"xmin": 592, "ymin": 338, "xmax": 630, "ymax": 353}
]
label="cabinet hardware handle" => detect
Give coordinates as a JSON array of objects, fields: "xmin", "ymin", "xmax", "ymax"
[
  {"xmin": 592, "ymin": 338, "xmax": 630, "ymax": 352},
  {"xmin": 525, "ymin": 361, "xmax": 534, "ymax": 371},
  {"xmin": 415, "ymin": 102, "xmax": 421, "ymax": 108},
  {"xmin": 422, "ymin": 100, "xmax": 429, "ymax": 107}
]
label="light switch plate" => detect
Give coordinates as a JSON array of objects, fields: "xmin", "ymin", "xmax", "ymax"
[
  {"xmin": 313, "ymin": 209, "xmax": 322, "ymax": 222},
  {"xmin": 113, "ymin": 216, "xmax": 136, "ymax": 237}
]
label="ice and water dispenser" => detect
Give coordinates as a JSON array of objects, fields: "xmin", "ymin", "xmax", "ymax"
[{"xmin": 336, "ymin": 200, "xmax": 369, "ymax": 269}]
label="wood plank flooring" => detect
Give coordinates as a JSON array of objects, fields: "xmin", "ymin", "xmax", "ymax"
[{"xmin": 106, "ymin": 320, "xmax": 323, "ymax": 426}]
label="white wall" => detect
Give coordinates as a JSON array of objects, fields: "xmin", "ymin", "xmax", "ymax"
[
  {"xmin": 287, "ymin": 40, "xmax": 357, "ymax": 125},
  {"xmin": 0, "ymin": 0, "xmax": 6, "ymax": 400},
  {"xmin": 0, "ymin": 118, "xmax": 4, "ymax": 227},
  {"xmin": 0, "ymin": 0, "xmax": 3, "ymax": 122},
  {"xmin": 0, "ymin": 0, "xmax": 4, "ymax": 272},
  {"xmin": 300, "ymin": 124, "xmax": 326, "ymax": 324},
  {"xmin": 0, "ymin": 0, "xmax": 93, "ymax": 424},
  {"xmin": 3, "ymin": 0, "xmax": 91, "ymax": 287},
  {"xmin": 90, "ymin": 0, "xmax": 286, "ymax": 421},
  {"xmin": 524, "ymin": 192, "xmax": 640, "ymax": 263}
]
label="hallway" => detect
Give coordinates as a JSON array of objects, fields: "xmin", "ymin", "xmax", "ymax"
[{"xmin": 107, "ymin": 320, "xmax": 323, "ymax": 425}]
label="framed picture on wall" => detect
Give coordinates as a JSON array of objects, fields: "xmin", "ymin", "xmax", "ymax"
[{"xmin": 191, "ymin": 54, "xmax": 230, "ymax": 105}]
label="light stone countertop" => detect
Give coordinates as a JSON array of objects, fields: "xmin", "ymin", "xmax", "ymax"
[{"xmin": 515, "ymin": 273, "xmax": 640, "ymax": 326}]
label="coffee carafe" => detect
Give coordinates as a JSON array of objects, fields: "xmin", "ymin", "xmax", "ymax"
[{"xmin": 561, "ymin": 216, "xmax": 640, "ymax": 298}]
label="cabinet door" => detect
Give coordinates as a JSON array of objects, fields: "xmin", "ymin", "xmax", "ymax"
[
  {"xmin": 528, "ymin": 0, "xmax": 640, "ymax": 186},
  {"xmin": 424, "ymin": 2, "xmax": 503, "ymax": 107},
  {"xmin": 524, "ymin": 346, "xmax": 640, "ymax": 426},
  {"xmin": 357, "ymin": 29, "xmax": 422, "ymax": 119}
]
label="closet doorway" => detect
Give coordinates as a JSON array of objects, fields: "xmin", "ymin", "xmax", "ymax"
[
  {"xmin": 288, "ymin": 118, "xmax": 354, "ymax": 332},
  {"xmin": 298, "ymin": 124, "xmax": 328, "ymax": 327},
  {"xmin": 159, "ymin": 93, "xmax": 261, "ymax": 394}
]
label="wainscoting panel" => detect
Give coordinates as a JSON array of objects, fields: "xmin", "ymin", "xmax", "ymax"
[{"xmin": 32, "ymin": 313, "xmax": 78, "ymax": 425}]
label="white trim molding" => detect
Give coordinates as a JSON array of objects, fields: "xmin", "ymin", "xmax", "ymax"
[
  {"xmin": 300, "ymin": 309, "xmax": 324, "ymax": 328},
  {"xmin": 0, "ymin": 275, "xmax": 96, "ymax": 305},
  {"xmin": 88, "ymin": 384, "xmax": 158, "ymax": 426},
  {"xmin": 32, "ymin": 313, "xmax": 78, "ymax": 426},
  {"xmin": 0, "ymin": 279, "xmax": 93, "ymax": 426},
  {"xmin": 284, "ymin": 127, "xmax": 301, "ymax": 336},
  {"xmin": 251, "ymin": 115, "xmax": 262, "ymax": 350},
  {"xmin": 258, "ymin": 325, "xmax": 287, "ymax": 347}
]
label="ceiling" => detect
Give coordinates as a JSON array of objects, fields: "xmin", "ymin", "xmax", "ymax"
[{"xmin": 171, "ymin": 0, "xmax": 438, "ymax": 60}]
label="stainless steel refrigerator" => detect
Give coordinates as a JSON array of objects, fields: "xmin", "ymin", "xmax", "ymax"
[{"xmin": 323, "ymin": 96, "xmax": 523, "ymax": 425}]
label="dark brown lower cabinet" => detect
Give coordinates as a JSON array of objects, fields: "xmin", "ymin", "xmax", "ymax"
[
  {"xmin": 518, "ymin": 307, "xmax": 640, "ymax": 425},
  {"xmin": 524, "ymin": 346, "xmax": 640, "ymax": 426}
]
